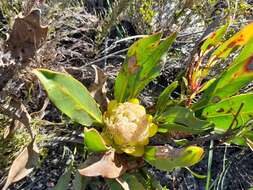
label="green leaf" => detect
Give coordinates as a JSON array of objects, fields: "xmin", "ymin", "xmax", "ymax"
[
  {"xmin": 114, "ymin": 33, "xmax": 177, "ymax": 102},
  {"xmin": 184, "ymin": 167, "xmax": 206, "ymax": 179},
  {"xmin": 107, "ymin": 174, "xmax": 146, "ymax": 190},
  {"xmin": 156, "ymin": 106, "xmax": 213, "ymax": 134},
  {"xmin": 33, "ymin": 69, "xmax": 102, "ymax": 126},
  {"xmin": 201, "ymin": 94, "xmax": 253, "ymax": 132},
  {"xmin": 232, "ymin": 132, "xmax": 253, "ymax": 149},
  {"xmin": 84, "ymin": 128, "xmax": 109, "ymax": 152},
  {"xmin": 210, "ymin": 22, "xmax": 253, "ymax": 60},
  {"xmin": 227, "ymin": 122, "xmax": 253, "ymax": 148},
  {"xmin": 73, "ymin": 171, "xmax": 89, "ymax": 190},
  {"xmin": 156, "ymin": 81, "xmax": 178, "ymax": 115},
  {"xmin": 123, "ymin": 174, "xmax": 146, "ymax": 190},
  {"xmin": 144, "ymin": 146, "xmax": 204, "ymax": 171},
  {"xmin": 107, "ymin": 179, "xmax": 123, "ymax": 190},
  {"xmin": 193, "ymin": 37, "xmax": 253, "ymax": 111},
  {"xmin": 196, "ymin": 78, "xmax": 216, "ymax": 94},
  {"xmin": 52, "ymin": 168, "xmax": 72, "ymax": 190},
  {"xmin": 200, "ymin": 22, "xmax": 229, "ymax": 55}
]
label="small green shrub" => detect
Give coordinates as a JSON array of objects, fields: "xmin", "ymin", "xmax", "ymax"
[{"xmin": 30, "ymin": 21, "xmax": 253, "ymax": 188}]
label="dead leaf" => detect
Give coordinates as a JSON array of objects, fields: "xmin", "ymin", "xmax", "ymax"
[
  {"xmin": 116, "ymin": 178, "xmax": 130, "ymax": 190},
  {"xmin": 30, "ymin": 98, "xmax": 49, "ymax": 119},
  {"xmin": 4, "ymin": 120, "xmax": 23, "ymax": 139},
  {"xmin": 0, "ymin": 97, "xmax": 33, "ymax": 139},
  {"xmin": 246, "ymin": 138, "xmax": 253, "ymax": 151},
  {"xmin": 78, "ymin": 150, "xmax": 127, "ymax": 179},
  {"xmin": 89, "ymin": 65, "xmax": 108, "ymax": 111},
  {"xmin": 4, "ymin": 9, "xmax": 48, "ymax": 62},
  {"xmin": 2, "ymin": 140, "xmax": 39, "ymax": 190}
]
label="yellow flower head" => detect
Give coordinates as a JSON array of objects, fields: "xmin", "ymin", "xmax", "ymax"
[{"xmin": 103, "ymin": 99, "xmax": 157, "ymax": 157}]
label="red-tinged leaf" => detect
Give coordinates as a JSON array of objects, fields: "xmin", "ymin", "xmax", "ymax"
[
  {"xmin": 210, "ymin": 22, "xmax": 253, "ymax": 60},
  {"xmin": 200, "ymin": 22, "xmax": 229, "ymax": 55},
  {"xmin": 2, "ymin": 140, "xmax": 39, "ymax": 190},
  {"xmin": 78, "ymin": 150, "xmax": 127, "ymax": 179},
  {"xmin": 193, "ymin": 38, "xmax": 253, "ymax": 111}
]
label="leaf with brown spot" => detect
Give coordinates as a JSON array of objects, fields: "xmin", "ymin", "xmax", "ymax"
[
  {"xmin": 78, "ymin": 150, "xmax": 127, "ymax": 179},
  {"xmin": 4, "ymin": 9, "xmax": 48, "ymax": 62},
  {"xmin": 2, "ymin": 140, "xmax": 39, "ymax": 190},
  {"xmin": 201, "ymin": 94, "xmax": 253, "ymax": 132},
  {"xmin": 127, "ymin": 56, "xmax": 139, "ymax": 74},
  {"xmin": 210, "ymin": 22, "xmax": 253, "ymax": 60},
  {"xmin": 193, "ymin": 37, "xmax": 253, "ymax": 111},
  {"xmin": 114, "ymin": 33, "xmax": 177, "ymax": 102},
  {"xmin": 144, "ymin": 146, "xmax": 204, "ymax": 171}
]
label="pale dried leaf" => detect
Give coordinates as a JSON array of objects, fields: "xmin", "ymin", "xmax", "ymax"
[
  {"xmin": 89, "ymin": 65, "xmax": 108, "ymax": 111},
  {"xmin": 116, "ymin": 178, "xmax": 130, "ymax": 190},
  {"xmin": 4, "ymin": 120, "xmax": 23, "ymax": 139},
  {"xmin": 30, "ymin": 98, "xmax": 49, "ymax": 119},
  {"xmin": 4, "ymin": 9, "xmax": 48, "ymax": 62},
  {"xmin": 0, "ymin": 98, "xmax": 33, "ymax": 138},
  {"xmin": 246, "ymin": 138, "xmax": 253, "ymax": 151},
  {"xmin": 2, "ymin": 140, "xmax": 39, "ymax": 190},
  {"xmin": 78, "ymin": 150, "xmax": 126, "ymax": 179}
]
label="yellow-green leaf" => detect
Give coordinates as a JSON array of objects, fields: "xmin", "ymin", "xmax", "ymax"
[
  {"xmin": 202, "ymin": 94, "xmax": 253, "ymax": 133},
  {"xmin": 193, "ymin": 37, "xmax": 253, "ymax": 111},
  {"xmin": 84, "ymin": 128, "xmax": 109, "ymax": 152},
  {"xmin": 211, "ymin": 22, "xmax": 253, "ymax": 59},
  {"xmin": 156, "ymin": 81, "xmax": 178, "ymax": 115},
  {"xmin": 33, "ymin": 69, "xmax": 102, "ymax": 126},
  {"xmin": 200, "ymin": 22, "xmax": 229, "ymax": 55},
  {"xmin": 114, "ymin": 33, "xmax": 177, "ymax": 102},
  {"xmin": 156, "ymin": 106, "xmax": 213, "ymax": 134},
  {"xmin": 144, "ymin": 146, "xmax": 204, "ymax": 171}
]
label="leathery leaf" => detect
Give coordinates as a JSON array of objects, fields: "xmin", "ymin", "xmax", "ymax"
[
  {"xmin": 210, "ymin": 22, "xmax": 253, "ymax": 60},
  {"xmin": 193, "ymin": 37, "xmax": 253, "ymax": 111},
  {"xmin": 156, "ymin": 106, "xmax": 213, "ymax": 134},
  {"xmin": 144, "ymin": 146, "xmax": 204, "ymax": 171},
  {"xmin": 200, "ymin": 22, "xmax": 229, "ymax": 55},
  {"xmin": 156, "ymin": 81, "xmax": 178, "ymax": 115},
  {"xmin": 84, "ymin": 128, "xmax": 109, "ymax": 152},
  {"xmin": 114, "ymin": 33, "xmax": 177, "ymax": 102},
  {"xmin": 34, "ymin": 69, "xmax": 102, "ymax": 126},
  {"xmin": 202, "ymin": 94, "xmax": 253, "ymax": 133}
]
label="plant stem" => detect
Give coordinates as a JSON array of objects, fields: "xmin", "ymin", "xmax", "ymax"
[{"xmin": 205, "ymin": 140, "xmax": 214, "ymax": 190}]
